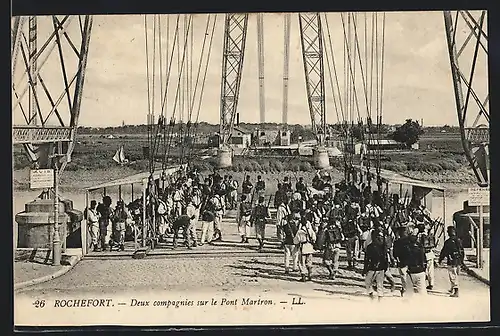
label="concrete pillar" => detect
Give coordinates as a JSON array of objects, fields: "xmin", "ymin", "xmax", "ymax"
[
  {"xmin": 15, "ymin": 199, "xmax": 68, "ymax": 249},
  {"xmin": 217, "ymin": 148, "xmax": 232, "ymax": 168},
  {"xmin": 313, "ymin": 146, "xmax": 330, "ymax": 169}
]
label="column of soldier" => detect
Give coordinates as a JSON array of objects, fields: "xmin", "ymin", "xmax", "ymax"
[
  {"xmin": 266, "ymin": 171, "xmax": 464, "ymax": 299},
  {"xmin": 108, "ymin": 166, "xmax": 464, "ymax": 299}
]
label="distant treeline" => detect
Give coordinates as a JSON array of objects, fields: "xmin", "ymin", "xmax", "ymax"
[{"xmin": 76, "ymin": 122, "xmax": 459, "ymax": 140}]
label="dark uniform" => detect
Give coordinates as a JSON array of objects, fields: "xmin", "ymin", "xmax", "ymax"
[
  {"xmin": 406, "ymin": 234, "xmax": 427, "ymax": 294},
  {"xmin": 251, "ymin": 197, "xmax": 270, "ymax": 251},
  {"xmin": 393, "ymin": 230, "xmax": 411, "ymax": 296},
  {"xmin": 255, "ymin": 177, "xmax": 266, "ymax": 197},
  {"xmin": 289, "ymin": 197, "xmax": 305, "ymax": 216},
  {"xmin": 321, "ymin": 222, "xmax": 344, "ymax": 279},
  {"xmin": 97, "ymin": 196, "xmax": 113, "ymax": 251},
  {"xmin": 274, "ymin": 183, "xmax": 287, "ymax": 208},
  {"xmin": 363, "ymin": 231, "xmax": 388, "ymax": 299},
  {"xmin": 438, "ymin": 227, "xmax": 465, "ymax": 297},
  {"xmin": 172, "ymin": 214, "xmax": 194, "ymax": 249},
  {"xmin": 418, "ymin": 228, "xmax": 437, "ymax": 290},
  {"xmin": 242, "ymin": 177, "xmax": 253, "ymax": 198},
  {"xmin": 343, "ymin": 204, "xmax": 360, "ymax": 268},
  {"xmin": 295, "ymin": 178, "xmax": 307, "ymax": 196}
]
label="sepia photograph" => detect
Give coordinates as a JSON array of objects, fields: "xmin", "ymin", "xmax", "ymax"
[{"xmin": 12, "ymin": 10, "xmax": 490, "ymax": 326}]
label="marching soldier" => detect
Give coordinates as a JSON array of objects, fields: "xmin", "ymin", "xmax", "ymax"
[
  {"xmin": 276, "ymin": 198, "xmax": 290, "ymax": 248},
  {"xmin": 237, "ymin": 194, "xmax": 252, "ymax": 243},
  {"xmin": 97, "ymin": 195, "xmax": 114, "ymax": 251},
  {"xmin": 393, "ymin": 225, "xmax": 411, "ymax": 296},
  {"xmin": 417, "ymin": 222, "xmax": 437, "ymax": 291},
  {"xmin": 207, "ymin": 191, "xmax": 225, "ymax": 241},
  {"xmin": 406, "ymin": 227, "xmax": 428, "ymax": 295},
  {"xmin": 295, "ymin": 176, "xmax": 307, "ymax": 199},
  {"xmin": 185, "ymin": 196, "xmax": 199, "ymax": 247},
  {"xmin": 438, "ymin": 226, "xmax": 465, "ymax": 298},
  {"xmin": 358, "ymin": 212, "xmax": 372, "ymax": 259},
  {"xmin": 156, "ymin": 196, "xmax": 169, "ymax": 242},
  {"xmin": 295, "ymin": 212, "xmax": 317, "ymax": 282},
  {"xmin": 200, "ymin": 207, "xmax": 215, "ymax": 246},
  {"xmin": 282, "ymin": 176, "xmax": 293, "ymax": 200},
  {"xmin": 362, "ymin": 230, "xmax": 388, "ymax": 301},
  {"xmin": 343, "ymin": 202, "xmax": 362, "ymax": 269},
  {"xmin": 111, "ymin": 200, "xmax": 130, "ymax": 251},
  {"xmin": 85, "ymin": 200, "xmax": 100, "ymax": 252},
  {"xmin": 172, "ymin": 184, "xmax": 185, "ymax": 217},
  {"xmin": 227, "ymin": 175, "xmax": 239, "ymax": 210},
  {"xmin": 251, "ymin": 196, "xmax": 271, "ymax": 251},
  {"xmin": 289, "ymin": 192, "xmax": 306, "ymax": 216},
  {"xmin": 322, "ymin": 219, "xmax": 344, "ymax": 280},
  {"xmin": 171, "ymin": 213, "xmax": 196, "ymax": 249},
  {"xmin": 191, "ymin": 185, "xmax": 202, "ymax": 242},
  {"xmin": 274, "ymin": 183, "xmax": 286, "ymax": 209},
  {"xmin": 242, "ymin": 175, "xmax": 253, "ymax": 199},
  {"xmin": 283, "ymin": 213, "xmax": 300, "ymax": 274},
  {"xmin": 255, "ymin": 175, "xmax": 266, "ymax": 197}
]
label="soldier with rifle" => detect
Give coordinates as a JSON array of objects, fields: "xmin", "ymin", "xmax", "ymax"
[
  {"xmin": 283, "ymin": 213, "xmax": 300, "ymax": 274},
  {"xmin": 236, "ymin": 194, "xmax": 252, "ymax": 243},
  {"xmin": 417, "ymin": 222, "xmax": 437, "ymax": 291},
  {"xmin": 438, "ymin": 226, "xmax": 465, "ymax": 298},
  {"xmin": 320, "ymin": 217, "xmax": 345, "ymax": 280},
  {"xmin": 276, "ymin": 197, "xmax": 290, "ymax": 249},
  {"xmin": 343, "ymin": 202, "xmax": 362, "ymax": 269},
  {"xmin": 282, "ymin": 176, "xmax": 293, "ymax": 200},
  {"xmin": 295, "ymin": 176, "xmax": 307, "ymax": 199},
  {"xmin": 251, "ymin": 196, "xmax": 271, "ymax": 251},
  {"xmin": 206, "ymin": 191, "xmax": 225, "ymax": 242},
  {"xmin": 255, "ymin": 175, "xmax": 266, "ymax": 197},
  {"xmin": 242, "ymin": 175, "xmax": 253, "ymax": 199},
  {"xmin": 295, "ymin": 211, "xmax": 317, "ymax": 282}
]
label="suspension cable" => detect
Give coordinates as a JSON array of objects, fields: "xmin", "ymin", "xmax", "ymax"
[
  {"xmin": 377, "ymin": 13, "xmax": 387, "ymax": 183},
  {"xmin": 322, "ymin": 14, "xmax": 346, "ymax": 160},
  {"xmin": 160, "ymin": 15, "xmax": 181, "ymax": 167},
  {"xmin": 184, "ymin": 15, "xmax": 214, "ymax": 160},
  {"xmin": 188, "ymin": 15, "xmax": 217, "ymax": 160},
  {"xmin": 144, "ymin": 15, "xmax": 153, "ymax": 172},
  {"xmin": 168, "ymin": 14, "xmax": 193, "ymax": 145}
]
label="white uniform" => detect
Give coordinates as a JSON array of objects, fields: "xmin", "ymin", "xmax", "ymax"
[
  {"xmin": 86, "ymin": 208, "xmax": 100, "ymax": 247},
  {"xmin": 276, "ymin": 204, "xmax": 290, "ymax": 242}
]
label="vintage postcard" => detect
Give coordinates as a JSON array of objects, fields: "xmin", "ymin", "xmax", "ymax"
[{"xmin": 12, "ymin": 11, "xmax": 490, "ymax": 327}]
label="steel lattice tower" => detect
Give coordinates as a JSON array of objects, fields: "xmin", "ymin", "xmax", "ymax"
[
  {"xmin": 218, "ymin": 14, "xmax": 249, "ymax": 149},
  {"xmin": 298, "ymin": 13, "xmax": 327, "ymax": 147},
  {"xmin": 443, "ymin": 10, "xmax": 489, "ymax": 187},
  {"xmin": 12, "ymin": 15, "xmax": 93, "ymax": 176}
]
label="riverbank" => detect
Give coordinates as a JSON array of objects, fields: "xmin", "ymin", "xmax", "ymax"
[{"xmin": 13, "ymin": 166, "xmax": 475, "ymax": 193}]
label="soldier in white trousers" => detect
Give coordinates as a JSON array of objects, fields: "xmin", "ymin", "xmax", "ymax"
[
  {"xmin": 237, "ymin": 194, "xmax": 252, "ymax": 243},
  {"xmin": 185, "ymin": 198, "xmax": 198, "ymax": 247},
  {"xmin": 85, "ymin": 200, "xmax": 100, "ymax": 252}
]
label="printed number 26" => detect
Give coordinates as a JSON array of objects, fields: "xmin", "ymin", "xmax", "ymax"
[{"xmin": 33, "ymin": 300, "xmax": 46, "ymax": 308}]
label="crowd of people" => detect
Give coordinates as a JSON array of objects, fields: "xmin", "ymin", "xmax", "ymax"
[{"xmin": 84, "ymin": 166, "xmax": 465, "ymax": 300}]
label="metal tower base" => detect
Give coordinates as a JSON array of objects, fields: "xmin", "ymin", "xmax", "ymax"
[
  {"xmin": 217, "ymin": 148, "xmax": 233, "ymax": 168},
  {"xmin": 313, "ymin": 146, "xmax": 330, "ymax": 169}
]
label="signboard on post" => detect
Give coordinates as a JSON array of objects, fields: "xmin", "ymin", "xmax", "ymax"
[
  {"xmin": 468, "ymin": 186, "xmax": 489, "ymax": 269},
  {"xmin": 468, "ymin": 187, "xmax": 490, "ymax": 206},
  {"xmin": 30, "ymin": 169, "xmax": 55, "ymax": 189}
]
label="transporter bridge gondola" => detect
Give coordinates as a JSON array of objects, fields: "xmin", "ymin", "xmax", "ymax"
[
  {"xmin": 82, "ymin": 165, "xmax": 186, "ymax": 256},
  {"xmin": 352, "ymin": 165, "xmax": 447, "ymax": 250}
]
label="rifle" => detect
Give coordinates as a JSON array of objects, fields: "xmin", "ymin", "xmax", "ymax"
[{"xmin": 267, "ymin": 193, "xmax": 274, "ymax": 209}]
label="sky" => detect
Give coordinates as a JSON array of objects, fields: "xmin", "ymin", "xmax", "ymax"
[{"xmin": 11, "ymin": 11, "xmax": 489, "ymax": 128}]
